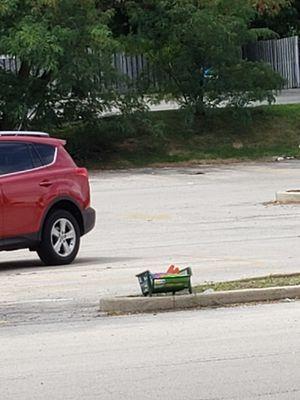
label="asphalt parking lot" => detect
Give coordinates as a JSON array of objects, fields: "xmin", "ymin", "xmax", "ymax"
[
  {"xmin": 1, "ymin": 161, "xmax": 300, "ymax": 317},
  {"xmin": 2, "ymin": 302, "xmax": 300, "ymax": 400}
]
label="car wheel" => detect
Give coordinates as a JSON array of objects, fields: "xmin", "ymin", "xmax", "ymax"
[{"xmin": 37, "ymin": 210, "xmax": 80, "ymax": 266}]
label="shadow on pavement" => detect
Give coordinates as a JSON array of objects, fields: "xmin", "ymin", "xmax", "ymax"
[{"xmin": 0, "ymin": 256, "xmax": 138, "ymax": 272}]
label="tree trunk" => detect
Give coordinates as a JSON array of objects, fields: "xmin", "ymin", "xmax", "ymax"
[{"xmin": 194, "ymin": 95, "xmax": 206, "ymax": 117}]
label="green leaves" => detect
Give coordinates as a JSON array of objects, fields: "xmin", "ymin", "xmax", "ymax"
[
  {"xmin": 0, "ymin": 0, "xmax": 119, "ymax": 129},
  {"xmin": 0, "ymin": 0, "xmax": 19, "ymax": 16},
  {"xmin": 251, "ymin": 0, "xmax": 292, "ymax": 15},
  {"xmin": 127, "ymin": 0, "xmax": 284, "ymax": 114},
  {"xmin": 0, "ymin": 0, "xmax": 288, "ymax": 130},
  {"xmin": 2, "ymin": 19, "xmax": 64, "ymax": 71}
]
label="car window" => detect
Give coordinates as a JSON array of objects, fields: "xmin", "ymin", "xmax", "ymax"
[
  {"xmin": 34, "ymin": 143, "xmax": 55, "ymax": 165},
  {"xmin": 0, "ymin": 143, "xmax": 34, "ymax": 175},
  {"xmin": 28, "ymin": 144, "xmax": 43, "ymax": 168}
]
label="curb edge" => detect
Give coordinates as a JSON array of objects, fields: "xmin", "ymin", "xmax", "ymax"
[{"xmin": 99, "ymin": 285, "xmax": 300, "ymax": 315}]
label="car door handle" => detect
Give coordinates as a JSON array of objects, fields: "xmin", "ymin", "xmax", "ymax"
[{"xmin": 39, "ymin": 180, "xmax": 53, "ymax": 187}]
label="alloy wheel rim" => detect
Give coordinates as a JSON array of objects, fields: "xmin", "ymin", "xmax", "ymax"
[{"xmin": 51, "ymin": 218, "xmax": 76, "ymax": 257}]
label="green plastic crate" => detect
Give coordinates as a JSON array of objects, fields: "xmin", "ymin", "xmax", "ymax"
[{"xmin": 136, "ymin": 267, "xmax": 192, "ymax": 296}]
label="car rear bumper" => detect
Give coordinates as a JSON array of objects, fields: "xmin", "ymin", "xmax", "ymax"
[{"xmin": 82, "ymin": 207, "xmax": 96, "ymax": 235}]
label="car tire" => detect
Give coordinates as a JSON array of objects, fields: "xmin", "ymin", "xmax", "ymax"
[{"xmin": 37, "ymin": 210, "xmax": 80, "ymax": 266}]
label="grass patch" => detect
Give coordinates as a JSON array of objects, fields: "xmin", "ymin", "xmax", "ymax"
[
  {"xmin": 56, "ymin": 103, "xmax": 300, "ymax": 168},
  {"xmin": 194, "ymin": 273, "xmax": 300, "ymax": 293}
]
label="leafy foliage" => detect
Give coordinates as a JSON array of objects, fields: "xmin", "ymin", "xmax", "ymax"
[
  {"xmin": 126, "ymin": 0, "xmax": 284, "ymax": 114},
  {"xmin": 0, "ymin": 0, "xmax": 289, "ymax": 131},
  {"xmin": 0, "ymin": 0, "xmax": 119, "ymax": 129},
  {"xmin": 251, "ymin": 0, "xmax": 292, "ymax": 15},
  {"xmin": 252, "ymin": 0, "xmax": 300, "ymax": 37}
]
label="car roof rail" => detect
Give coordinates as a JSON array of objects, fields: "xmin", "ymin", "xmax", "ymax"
[{"xmin": 0, "ymin": 131, "xmax": 50, "ymax": 137}]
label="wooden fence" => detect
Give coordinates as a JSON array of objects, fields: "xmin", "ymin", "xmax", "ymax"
[
  {"xmin": 114, "ymin": 37, "xmax": 300, "ymax": 90},
  {"xmin": 243, "ymin": 36, "xmax": 300, "ymax": 89},
  {"xmin": 0, "ymin": 53, "xmax": 154, "ymax": 92},
  {"xmin": 112, "ymin": 53, "xmax": 163, "ymax": 91},
  {"xmin": 1, "ymin": 36, "xmax": 300, "ymax": 90},
  {"xmin": 0, "ymin": 56, "xmax": 19, "ymax": 73}
]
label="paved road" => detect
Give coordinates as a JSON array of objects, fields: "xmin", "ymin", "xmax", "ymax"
[
  {"xmin": 148, "ymin": 89, "xmax": 300, "ymax": 112},
  {"xmin": 104, "ymin": 89, "xmax": 300, "ymax": 115},
  {"xmin": 1, "ymin": 161, "xmax": 300, "ymax": 324},
  {"xmin": 1, "ymin": 301, "xmax": 300, "ymax": 400},
  {"xmin": 1, "ymin": 162, "xmax": 300, "ymax": 399},
  {"xmin": 274, "ymin": 88, "xmax": 300, "ymax": 105}
]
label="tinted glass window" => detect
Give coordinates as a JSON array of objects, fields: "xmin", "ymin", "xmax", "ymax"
[
  {"xmin": 29, "ymin": 144, "xmax": 43, "ymax": 168},
  {"xmin": 34, "ymin": 143, "xmax": 55, "ymax": 165},
  {"xmin": 0, "ymin": 143, "xmax": 34, "ymax": 175}
]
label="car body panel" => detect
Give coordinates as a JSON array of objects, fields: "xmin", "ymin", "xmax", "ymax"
[
  {"xmin": 0, "ymin": 184, "xmax": 3, "ymax": 238},
  {"xmin": 0, "ymin": 134, "xmax": 95, "ymax": 252}
]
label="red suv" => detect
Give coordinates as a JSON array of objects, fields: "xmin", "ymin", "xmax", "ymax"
[{"xmin": 0, "ymin": 131, "xmax": 95, "ymax": 265}]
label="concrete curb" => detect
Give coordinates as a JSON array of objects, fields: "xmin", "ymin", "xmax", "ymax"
[
  {"xmin": 276, "ymin": 190, "xmax": 300, "ymax": 203},
  {"xmin": 99, "ymin": 285, "xmax": 300, "ymax": 314}
]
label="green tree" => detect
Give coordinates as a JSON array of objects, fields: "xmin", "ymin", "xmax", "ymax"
[
  {"xmin": 127, "ymin": 0, "xmax": 284, "ymax": 115},
  {"xmin": 0, "ymin": 0, "xmax": 118, "ymax": 129},
  {"xmin": 251, "ymin": 0, "xmax": 292, "ymax": 15},
  {"xmin": 252, "ymin": 0, "xmax": 300, "ymax": 37}
]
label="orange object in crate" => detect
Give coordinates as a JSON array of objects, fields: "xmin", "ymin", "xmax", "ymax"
[{"xmin": 167, "ymin": 265, "xmax": 180, "ymax": 274}]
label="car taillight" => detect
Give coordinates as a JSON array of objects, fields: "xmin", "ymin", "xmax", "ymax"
[{"xmin": 76, "ymin": 167, "xmax": 88, "ymax": 177}]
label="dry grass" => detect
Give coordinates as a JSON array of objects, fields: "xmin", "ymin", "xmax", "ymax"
[{"xmin": 194, "ymin": 273, "xmax": 300, "ymax": 293}]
